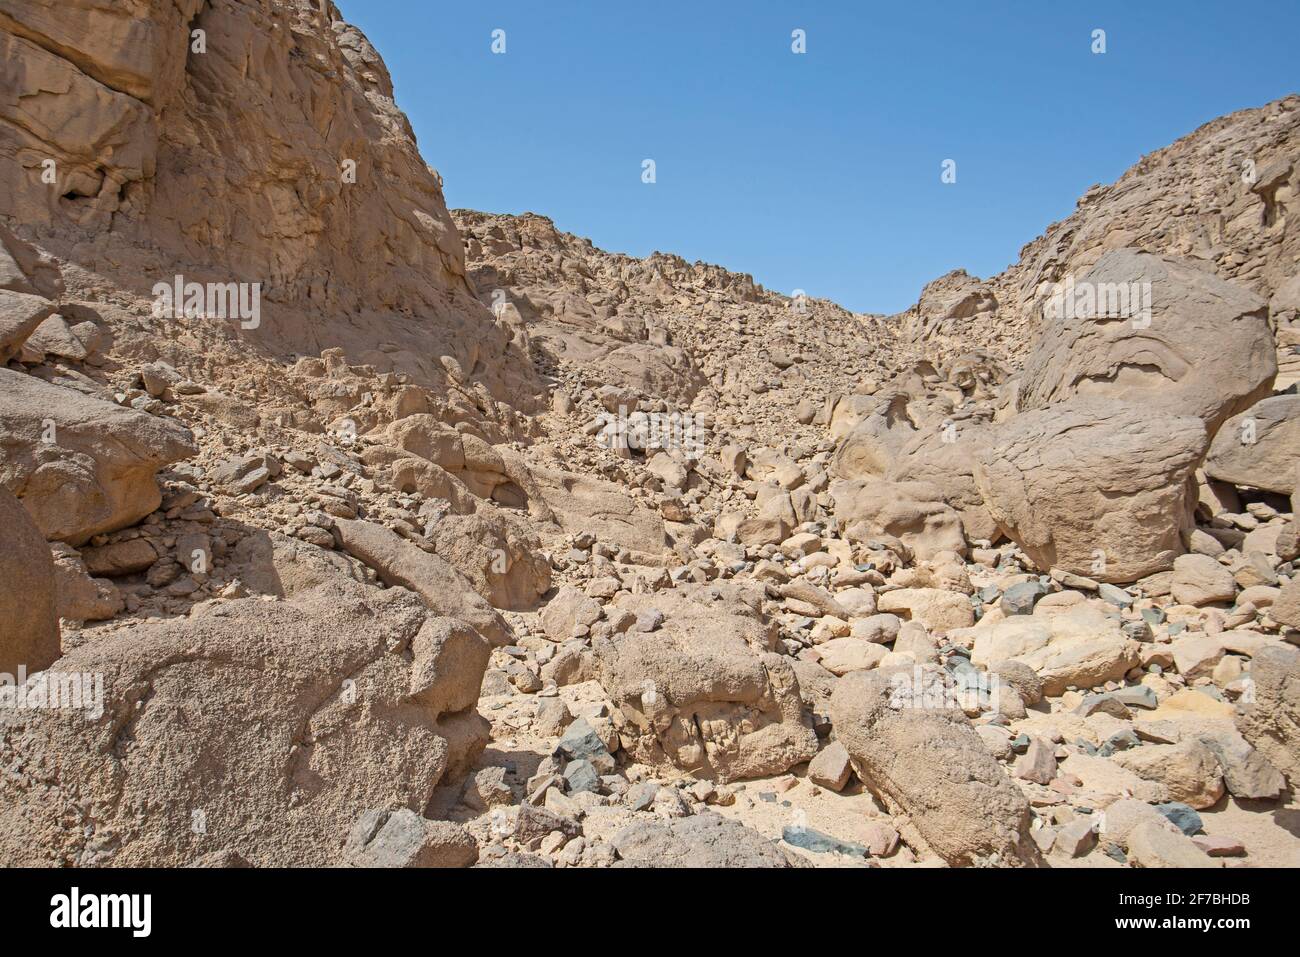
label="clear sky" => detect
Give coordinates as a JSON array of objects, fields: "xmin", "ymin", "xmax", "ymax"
[{"xmin": 335, "ymin": 0, "xmax": 1299, "ymax": 315}]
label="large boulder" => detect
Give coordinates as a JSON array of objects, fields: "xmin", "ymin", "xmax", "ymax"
[
  {"xmin": 1205, "ymin": 394, "xmax": 1300, "ymax": 494},
  {"xmin": 333, "ymin": 518, "xmax": 512, "ymax": 646},
  {"xmin": 967, "ymin": 604, "xmax": 1140, "ymax": 697},
  {"xmin": 0, "ymin": 289, "xmax": 55, "ymax": 364},
  {"xmin": 828, "ymin": 669, "xmax": 1043, "ymax": 866},
  {"xmin": 0, "ymin": 369, "xmax": 196, "ymax": 544},
  {"xmin": 0, "ymin": 578, "xmax": 491, "ymax": 866},
  {"xmin": 1237, "ymin": 645, "xmax": 1300, "ymax": 786},
  {"xmin": 0, "ymin": 484, "xmax": 59, "ymax": 675},
  {"xmin": 531, "ymin": 466, "xmax": 666, "ymax": 560},
  {"xmin": 1016, "ymin": 250, "xmax": 1275, "ymax": 434},
  {"xmin": 974, "ymin": 397, "xmax": 1206, "ymax": 582},
  {"xmin": 888, "ymin": 422, "xmax": 1002, "ymax": 543},
  {"xmin": 425, "ymin": 511, "xmax": 551, "ymax": 611},
  {"xmin": 590, "ymin": 584, "xmax": 818, "ymax": 782},
  {"xmin": 830, "ymin": 477, "xmax": 967, "ymax": 560},
  {"xmin": 829, "ymin": 392, "xmax": 916, "ymax": 478}
]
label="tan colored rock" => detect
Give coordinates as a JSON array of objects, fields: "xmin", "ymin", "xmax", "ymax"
[
  {"xmin": 974, "ymin": 397, "xmax": 1206, "ymax": 583},
  {"xmin": 1127, "ymin": 820, "xmax": 1218, "ymax": 868},
  {"xmin": 831, "ymin": 478, "xmax": 967, "ymax": 560},
  {"xmin": 969, "ymin": 605, "xmax": 1140, "ymax": 697},
  {"xmin": 0, "ymin": 484, "xmax": 59, "ymax": 675},
  {"xmin": 1206, "ymin": 395, "xmax": 1300, "ymax": 494},
  {"xmin": 0, "ymin": 370, "xmax": 196, "ymax": 544},
  {"xmin": 532, "ymin": 467, "xmax": 665, "ymax": 559},
  {"xmin": 48, "ymin": 543, "xmax": 122, "ymax": 623},
  {"xmin": 1237, "ymin": 645, "xmax": 1300, "ymax": 786},
  {"xmin": 0, "ymin": 290, "xmax": 55, "ymax": 364},
  {"xmin": 426, "ymin": 512, "xmax": 550, "ymax": 611},
  {"xmin": 1113, "ymin": 740, "xmax": 1226, "ymax": 810},
  {"xmin": 0, "ymin": 579, "xmax": 490, "ymax": 866},
  {"xmin": 1170, "ymin": 554, "xmax": 1237, "ymax": 606},
  {"xmin": 540, "ymin": 585, "xmax": 604, "ymax": 640},
  {"xmin": 1015, "ymin": 250, "xmax": 1274, "ymax": 433},
  {"xmin": 877, "ymin": 587, "xmax": 975, "ymax": 633},
  {"xmin": 333, "ymin": 518, "xmax": 511, "ymax": 646},
  {"xmin": 828, "ymin": 669, "xmax": 1043, "ymax": 867},
  {"xmin": 807, "ymin": 741, "xmax": 853, "ymax": 791},
  {"xmin": 816, "ymin": 637, "xmax": 888, "ymax": 676},
  {"xmin": 591, "ymin": 586, "xmax": 817, "ymax": 782}
]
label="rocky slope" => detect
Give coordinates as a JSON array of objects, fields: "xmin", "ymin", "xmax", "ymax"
[
  {"xmin": 0, "ymin": 2, "xmax": 1297, "ymax": 869},
  {"xmin": 900, "ymin": 95, "xmax": 1300, "ymax": 382}
]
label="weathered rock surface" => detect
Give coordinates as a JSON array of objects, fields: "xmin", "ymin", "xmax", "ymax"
[
  {"xmin": 333, "ymin": 518, "xmax": 512, "ymax": 646},
  {"xmin": 0, "ymin": 370, "xmax": 196, "ymax": 544},
  {"xmin": 829, "ymin": 670, "xmax": 1043, "ymax": 867},
  {"xmin": 0, "ymin": 579, "xmax": 490, "ymax": 866},
  {"xmin": 0, "ymin": 484, "xmax": 60, "ymax": 675},
  {"xmin": 591, "ymin": 586, "xmax": 818, "ymax": 782},
  {"xmin": 974, "ymin": 398, "xmax": 1206, "ymax": 582},
  {"xmin": 1237, "ymin": 645, "xmax": 1300, "ymax": 786},
  {"xmin": 611, "ymin": 812, "xmax": 808, "ymax": 868},
  {"xmin": 1206, "ymin": 395, "xmax": 1300, "ymax": 494}
]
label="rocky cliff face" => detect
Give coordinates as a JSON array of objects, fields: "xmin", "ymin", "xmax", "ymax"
[
  {"xmin": 1, "ymin": 5, "xmax": 1298, "ymax": 869},
  {"xmin": 0, "ymin": 0, "xmax": 540, "ymax": 408},
  {"xmin": 900, "ymin": 95, "xmax": 1300, "ymax": 380}
]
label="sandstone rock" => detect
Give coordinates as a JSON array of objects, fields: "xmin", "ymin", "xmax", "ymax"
[
  {"xmin": 0, "ymin": 579, "xmax": 490, "ymax": 866},
  {"xmin": 48, "ymin": 543, "xmax": 123, "ymax": 623},
  {"xmin": 591, "ymin": 588, "xmax": 817, "ymax": 782},
  {"xmin": 532, "ymin": 467, "xmax": 665, "ymax": 559},
  {"xmin": 1127, "ymin": 820, "xmax": 1218, "ymax": 868},
  {"xmin": 1170, "ymin": 554, "xmax": 1237, "ymax": 606},
  {"xmin": 974, "ymin": 397, "xmax": 1207, "ymax": 583},
  {"xmin": 333, "ymin": 518, "xmax": 511, "ymax": 646},
  {"xmin": 1015, "ymin": 250, "xmax": 1274, "ymax": 433},
  {"xmin": 343, "ymin": 808, "xmax": 477, "ymax": 868},
  {"xmin": 426, "ymin": 512, "xmax": 550, "ymax": 610},
  {"xmin": 877, "ymin": 587, "xmax": 975, "ymax": 633},
  {"xmin": 0, "ymin": 290, "xmax": 55, "ymax": 364},
  {"xmin": 0, "ymin": 484, "xmax": 59, "ymax": 675},
  {"xmin": 1268, "ymin": 576, "xmax": 1300, "ymax": 629},
  {"xmin": 1237, "ymin": 645, "xmax": 1300, "ymax": 786},
  {"xmin": 969, "ymin": 605, "xmax": 1140, "ymax": 697},
  {"xmin": 611, "ymin": 812, "xmax": 807, "ymax": 868},
  {"xmin": 0, "ymin": 369, "xmax": 197, "ymax": 544},
  {"xmin": 816, "ymin": 637, "xmax": 887, "ymax": 676},
  {"xmin": 1206, "ymin": 394, "xmax": 1300, "ymax": 494},
  {"xmin": 1113, "ymin": 740, "xmax": 1226, "ymax": 810},
  {"xmin": 831, "ymin": 478, "xmax": 967, "ymax": 560},
  {"xmin": 828, "ymin": 669, "xmax": 1043, "ymax": 867},
  {"xmin": 807, "ymin": 741, "xmax": 853, "ymax": 791},
  {"xmin": 541, "ymin": 585, "xmax": 604, "ymax": 640}
]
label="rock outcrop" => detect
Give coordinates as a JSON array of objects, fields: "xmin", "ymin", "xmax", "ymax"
[
  {"xmin": 0, "ymin": 484, "xmax": 59, "ymax": 675},
  {"xmin": 0, "ymin": 578, "xmax": 490, "ymax": 866}
]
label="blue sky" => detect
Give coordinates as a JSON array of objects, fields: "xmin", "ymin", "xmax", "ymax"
[{"xmin": 336, "ymin": 1, "xmax": 1299, "ymax": 315}]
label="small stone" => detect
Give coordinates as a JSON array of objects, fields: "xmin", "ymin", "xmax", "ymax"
[
  {"xmin": 634, "ymin": 607, "xmax": 665, "ymax": 632},
  {"xmin": 1056, "ymin": 817, "xmax": 1098, "ymax": 857},
  {"xmin": 1155, "ymin": 802, "xmax": 1203, "ymax": 836},
  {"xmin": 1098, "ymin": 583, "xmax": 1134, "ymax": 608},
  {"xmin": 807, "ymin": 742, "xmax": 853, "ymax": 792},
  {"xmin": 1014, "ymin": 737, "xmax": 1057, "ymax": 785},
  {"xmin": 1192, "ymin": 835, "xmax": 1246, "ymax": 857},
  {"xmin": 1000, "ymin": 580, "xmax": 1048, "ymax": 616},
  {"xmin": 781, "ymin": 825, "xmax": 867, "ymax": 858}
]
